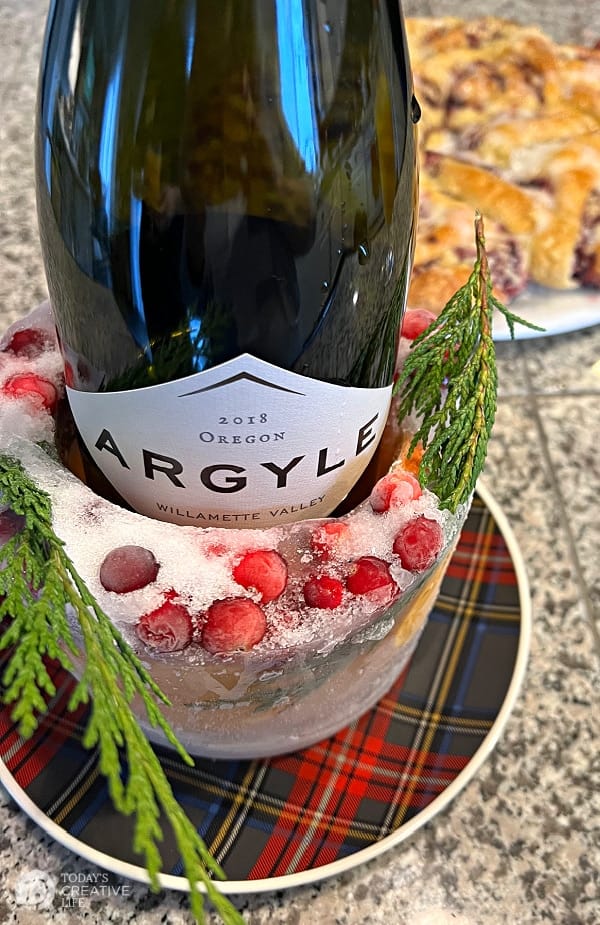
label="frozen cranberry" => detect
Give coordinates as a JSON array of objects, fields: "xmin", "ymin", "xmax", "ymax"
[
  {"xmin": 310, "ymin": 521, "xmax": 351, "ymax": 561},
  {"xmin": 1, "ymin": 373, "xmax": 58, "ymax": 415},
  {"xmin": 99, "ymin": 545, "xmax": 160, "ymax": 593},
  {"xmin": 3, "ymin": 327, "xmax": 53, "ymax": 359},
  {"xmin": 136, "ymin": 601, "xmax": 193, "ymax": 652},
  {"xmin": 201, "ymin": 597, "xmax": 267, "ymax": 654},
  {"xmin": 232, "ymin": 549, "xmax": 288, "ymax": 602},
  {"xmin": 393, "ymin": 517, "xmax": 443, "ymax": 572},
  {"xmin": 401, "ymin": 309, "xmax": 437, "ymax": 340},
  {"xmin": 303, "ymin": 575, "xmax": 344, "ymax": 609},
  {"xmin": 346, "ymin": 556, "xmax": 397, "ymax": 596},
  {"xmin": 370, "ymin": 471, "xmax": 422, "ymax": 513}
]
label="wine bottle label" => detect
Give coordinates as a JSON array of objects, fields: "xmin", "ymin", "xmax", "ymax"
[{"xmin": 67, "ymin": 354, "xmax": 392, "ymax": 526}]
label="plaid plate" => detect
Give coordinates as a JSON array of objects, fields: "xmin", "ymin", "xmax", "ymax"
[{"xmin": 0, "ymin": 494, "xmax": 524, "ymax": 885}]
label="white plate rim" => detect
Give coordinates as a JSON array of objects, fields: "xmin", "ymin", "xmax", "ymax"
[
  {"xmin": 493, "ymin": 284, "xmax": 600, "ymax": 342},
  {"xmin": 0, "ymin": 480, "xmax": 532, "ymax": 896}
]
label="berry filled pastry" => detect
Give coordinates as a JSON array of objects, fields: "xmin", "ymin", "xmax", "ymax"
[{"xmin": 407, "ymin": 15, "xmax": 600, "ymax": 312}]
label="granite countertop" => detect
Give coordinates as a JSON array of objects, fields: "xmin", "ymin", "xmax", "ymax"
[{"xmin": 1, "ymin": 1, "xmax": 599, "ymax": 923}]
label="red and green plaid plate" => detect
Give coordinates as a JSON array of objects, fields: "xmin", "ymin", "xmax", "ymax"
[{"xmin": 0, "ymin": 485, "xmax": 530, "ymax": 893}]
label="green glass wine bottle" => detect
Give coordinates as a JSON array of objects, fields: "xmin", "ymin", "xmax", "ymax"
[{"xmin": 36, "ymin": 0, "xmax": 419, "ymax": 526}]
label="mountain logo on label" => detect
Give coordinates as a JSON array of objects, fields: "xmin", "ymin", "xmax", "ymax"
[{"xmin": 177, "ymin": 370, "xmax": 306, "ymax": 398}]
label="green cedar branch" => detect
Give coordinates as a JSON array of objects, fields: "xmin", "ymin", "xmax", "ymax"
[
  {"xmin": 396, "ymin": 212, "xmax": 543, "ymax": 511},
  {"xmin": 0, "ymin": 456, "xmax": 244, "ymax": 925}
]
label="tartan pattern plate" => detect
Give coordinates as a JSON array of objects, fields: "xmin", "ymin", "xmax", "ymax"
[{"xmin": 0, "ymin": 485, "xmax": 530, "ymax": 893}]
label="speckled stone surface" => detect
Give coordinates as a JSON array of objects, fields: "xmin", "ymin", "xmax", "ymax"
[{"xmin": 1, "ymin": 1, "xmax": 599, "ymax": 923}]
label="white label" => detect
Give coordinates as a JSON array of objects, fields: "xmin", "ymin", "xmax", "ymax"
[{"xmin": 67, "ymin": 354, "xmax": 392, "ymax": 526}]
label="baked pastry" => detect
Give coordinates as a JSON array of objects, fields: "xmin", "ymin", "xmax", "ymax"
[
  {"xmin": 408, "ymin": 172, "xmax": 529, "ymax": 311},
  {"xmin": 407, "ymin": 16, "xmax": 600, "ymax": 310}
]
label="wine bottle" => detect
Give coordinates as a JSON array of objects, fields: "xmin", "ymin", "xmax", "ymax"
[{"xmin": 36, "ymin": 0, "xmax": 419, "ymax": 527}]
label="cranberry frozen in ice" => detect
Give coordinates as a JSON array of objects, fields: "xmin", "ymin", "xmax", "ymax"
[
  {"xmin": 310, "ymin": 520, "xmax": 351, "ymax": 561},
  {"xmin": 1, "ymin": 373, "xmax": 58, "ymax": 415},
  {"xmin": 303, "ymin": 575, "xmax": 344, "ymax": 609},
  {"xmin": 99, "ymin": 545, "xmax": 160, "ymax": 594},
  {"xmin": 232, "ymin": 549, "xmax": 288, "ymax": 603},
  {"xmin": 3, "ymin": 327, "xmax": 54, "ymax": 359},
  {"xmin": 393, "ymin": 517, "xmax": 444, "ymax": 572},
  {"xmin": 136, "ymin": 601, "xmax": 194, "ymax": 653},
  {"xmin": 201, "ymin": 597, "xmax": 267, "ymax": 654},
  {"xmin": 369, "ymin": 470, "xmax": 422, "ymax": 513},
  {"xmin": 346, "ymin": 556, "xmax": 398, "ymax": 597}
]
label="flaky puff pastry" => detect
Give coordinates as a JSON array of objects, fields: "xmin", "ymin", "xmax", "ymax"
[
  {"xmin": 423, "ymin": 152, "xmax": 544, "ymax": 237},
  {"xmin": 408, "ymin": 266, "xmax": 473, "ymax": 314},
  {"xmin": 408, "ymin": 17, "xmax": 559, "ymax": 137},
  {"xmin": 407, "ymin": 16, "xmax": 600, "ymax": 299},
  {"xmin": 529, "ymin": 166, "xmax": 597, "ymax": 288},
  {"xmin": 406, "ymin": 16, "xmax": 548, "ymax": 62},
  {"xmin": 468, "ymin": 112, "xmax": 600, "ymax": 170},
  {"xmin": 547, "ymin": 44, "xmax": 600, "ymax": 120},
  {"xmin": 488, "ymin": 133, "xmax": 600, "ymax": 288},
  {"xmin": 409, "ymin": 173, "xmax": 529, "ymax": 312},
  {"xmin": 524, "ymin": 140, "xmax": 600, "ymax": 288}
]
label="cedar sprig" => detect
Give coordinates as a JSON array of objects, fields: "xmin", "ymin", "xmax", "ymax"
[
  {"xmin": 396, "ymin": 212, "xmax": 542, "ymax": 511},
  {"xmin": 0, "ymin": 455, "xmax": 244, "ymax": 925}
]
